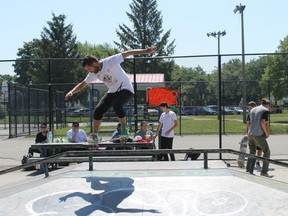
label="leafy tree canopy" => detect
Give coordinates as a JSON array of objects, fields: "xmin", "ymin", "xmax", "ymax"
[
  {"xmin": 78, "ymin": 42, "xmax": 118, "ymax": 59},
  {"xmin": 171, "ymin": 65, "xmax": 212, "ymax": 106},
  {"xmin": 14, "ymin": 13, "xmax": 79, "ymax": 86},
  {"xmin": 261, "ymin": 36, "xmax": 288, "ymax": 101},
  {"xmin": 114, "ymin": 0, "xmax": 175, "ymax": 80}
]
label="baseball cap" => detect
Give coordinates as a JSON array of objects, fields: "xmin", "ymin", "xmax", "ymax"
[
  {"xmin": 261, "ymin": 98, "xmax": 271, "ymax": 105},
  {"xmin": 248, "ymin": 101, "xmax": 256, "ymax": 106}
]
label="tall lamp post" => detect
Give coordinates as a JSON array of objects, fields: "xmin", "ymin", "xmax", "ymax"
[
  {"xmin": 207, "ymin": 31, "xmax": 226, "ymax": 159},
  {"xmin": 234, "ymin": 3, "xmax": 247, "ymax": 123},
  {"xmin": 207, "ymin": 31, "xmax": 226, "ymax": 56},
  {"xmin": 207, "ymin": 30, "xmax": 226, "ymax": 118}
]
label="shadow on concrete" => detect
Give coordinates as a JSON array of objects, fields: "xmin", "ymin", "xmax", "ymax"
[{"xmin": 58, "ymin": 176, "xmax": 159, "ymax": 215}]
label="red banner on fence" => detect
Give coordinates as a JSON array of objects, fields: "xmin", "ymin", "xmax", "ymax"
[{"xmin": 146, "ymin": 87, "xmax": 178, "ymax": 107}]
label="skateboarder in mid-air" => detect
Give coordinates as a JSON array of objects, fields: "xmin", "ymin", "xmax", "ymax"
[{"xmin": 65, "ymin": 46, "xmax": 157, "ymax": 142}]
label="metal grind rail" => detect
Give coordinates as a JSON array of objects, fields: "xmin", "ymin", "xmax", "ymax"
[{"xmin": 0, "ymin": 149, "xmax": 287, "ymax": 178}]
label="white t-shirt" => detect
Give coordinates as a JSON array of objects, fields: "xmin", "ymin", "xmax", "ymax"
[
  {"xmin": 84, "ymin": 53, "xmax": 134, "ymax": 93},
  {"xmin": 67, "ymin": 129, "xmax": 87, "ymax": 143},
  {"xmin": 159, "ymin": 110, "xmax": 177, "ymax": 138}
]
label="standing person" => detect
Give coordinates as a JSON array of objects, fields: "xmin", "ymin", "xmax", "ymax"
[
  {"xmin": 65, "ymin": 46, "xmax": 157, "ymax": 140},
  {"xmin": 154, "ymin": 102, "xmax": 178, "ymax": 161},
  {"xmin": 67, "ymin": 122, "xmax": 88, "ymax": 143},
  {"xmin": 246, "ymin": 101, "xmax": 262, "ymax": 168},
  {"xmin": 246, "ymin": 98, "xmax": 272, "ymax": 177}
]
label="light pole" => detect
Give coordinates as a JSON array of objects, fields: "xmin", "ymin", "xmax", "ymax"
[
  {"xmin": 207, "ymin": 30, "xmax": 226, "ymax": 117},
  {"xmin": 207, "ymin": 31, "xmax": 226, "ymax": 55},
  {"xmin": 207, "ymin": 31, "xmax": 226, "ymax": 159},
  {"xmin": 234, "ymin": 3, "xmax": 247, "ymax": 123}
]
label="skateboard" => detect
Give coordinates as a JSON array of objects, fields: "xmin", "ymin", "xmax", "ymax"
[
  {"xmin": 109, "ymin": 135, "xmax": 130, "ymax": 143},
  {"xmin": 88, "ymin": 134, "xmax": 129, "ymax": 145},
  {"xmin": 237, "ymin": 136, "xmax": 248, "ymax": 168}
]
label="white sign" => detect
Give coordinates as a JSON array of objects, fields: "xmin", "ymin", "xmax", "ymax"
[{"xmin": 1, "ymin": 80, "xmax": 8, "ymax": 93}]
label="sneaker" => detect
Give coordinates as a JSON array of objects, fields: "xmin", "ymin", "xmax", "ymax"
[
  {"xmin": 121, "ymin": 127, "xmax": 129, "ymax": 136},
  {"xmin": 260, "ymin": 172, "xmax": 273, "ymax": 178},
  {"xmin": 88, "ymin": 133, "xmax": 101, "ymax": 144}
]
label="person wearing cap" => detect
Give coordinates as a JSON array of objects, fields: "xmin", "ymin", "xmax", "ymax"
[
  {"xmin": 154, "ymin": 102, "xmax": 178, "ymax": 161},
  {"xmin": 246, "ymin": 98, "xmax": 272, "ymax": 177},
  {"xmin": 246, "ymin": 101, "xmax": 262, "ymax": 168},
  {"xmin": 246, "ymin": 101, "xmax": 256, "ymax": 134},
  {"xmin": 67, "ymin": 122, "xmax": 88, "ymax": 143}
]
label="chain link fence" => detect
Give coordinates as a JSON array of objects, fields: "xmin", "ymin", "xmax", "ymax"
[{"xmin": 0, "ymin": 53, "xmax": 288, "ymax": 161}]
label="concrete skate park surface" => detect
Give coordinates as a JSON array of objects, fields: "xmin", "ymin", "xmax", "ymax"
[
  {"xmin": 0, "ymin": 161, "xmax": 288, "ymax": 216},
  {"xmin": 0, "ymin": 129, "xmax": 288, "ymax": 216}
]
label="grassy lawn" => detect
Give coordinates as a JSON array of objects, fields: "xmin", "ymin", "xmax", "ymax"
[
  {"xmin": 2, "ymin": 113, "xmax": 288, "ymax": 136},
  {"xmin": 51, "ymin": 113, "xmax": 288, "ymax": 137}
]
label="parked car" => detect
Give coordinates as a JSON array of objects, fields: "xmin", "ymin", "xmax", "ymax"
[
  {"xmin": 104, "ymin": 106, "xmax": 157, "ymax": 119},
  {"xmin": 270, "ymin": 105, "xmax": 283, "ymax": 114},
  {"xmin": 148, "ymin": 108, "xmax": 159, "ymax": 117},
  {"xmin": 132, "ymin": 106, "xmax": 149, "ymax": 120},
  {"xmin": 180, "ymin": 106, "xmax": 196, "ymax": 115},
  {"xmin": 193, "ymin": 107, "xmax": 217, "ymax": 115},
  {"xmin": 117, "ymin": 106, "xmax": 149, "ymax": 120},
  {"xmin": 65, "ymin": 108, "xmax": 79, "ymax": 116},
  {"xmin": 206, "ymin": 105, "xmax": 234, "ymax": 115},
  {"xmin": 232, "ymin": 106, "xmax": 249, "ymax": 115},
  {"xmin": 206, "ymin": 105, "xmax": 218, "ymax": 114},
  {"xmin": 223, "ymin": 107, "xmax": 234, "ymax": 115},
  {"xmin": 69, "ymin": 108, "xmax": 90, "ymax": 117}
]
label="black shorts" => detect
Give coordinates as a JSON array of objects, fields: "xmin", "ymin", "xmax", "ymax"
[{"xmin": 93, "ymin": 89, "xmax": 133, "ymax": 120}]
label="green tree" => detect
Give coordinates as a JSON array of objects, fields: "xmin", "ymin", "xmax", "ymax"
[
  {"xmin": 14, "ymin": 13, "xmax": 80, "ymax": 87},
  {"xmin": 171, "ymin": 65, "xmax": 210, "ymax": 106},
  {"xmin": 246, "ymin": 56, "xmax": 269, "ymax": 101},
  {"xmin": 114, "ymin": 0, "xmax": 175, "ymax": 80},
  {"xmin": 13, "ymin": 39, "xmax": 43, "ymax": 84},
  {"xmin": 0, "ymin": 74, "xmax": 16, "ymax": 95},
  {"xmin": 78, "ymin": 42, "xmax": 118, "ymax": 59},
  {"xmin": 0, "ymin": 74, "xmax": 16, "ymax": 84},
  {"xmin": 40, "ymin": 13, "xmax": 79, "ymax": 86},
  {"xmin": 209, "ymin": 59, "xmax": 243, "ymax": 105},
  {"xmin": 261, "ymin": 36, "xmax": 288, "ymax": 101}
]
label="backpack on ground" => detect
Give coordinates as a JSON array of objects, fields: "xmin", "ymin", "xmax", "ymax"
[
  {"xmin": 184, "ymin": 148, "xmax": 201, "ymax": 160},
  {"xmin": 21, "ymin": 154, "xmax": 36, "ymax": 171}
]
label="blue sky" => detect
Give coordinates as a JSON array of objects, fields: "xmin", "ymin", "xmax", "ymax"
[{"xmin": 1, "ymin": 0, "xmax": 288, "ymax": 75}]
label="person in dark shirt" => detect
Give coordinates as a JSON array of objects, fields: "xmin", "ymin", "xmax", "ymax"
[
  {"xmin": 22, "ymin": 123, "xmax": 48, "ymax": 166},
  {"xmin": 35, "ymin": 123, "xmax": 48, "ymax": 144},
  {"xmin": 246, "ymin": 99, "xmax": 272, "ymax": 177},
  {"xmin": 28, "ymin": 123, "xmax": 48, "ymax": 156}
]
